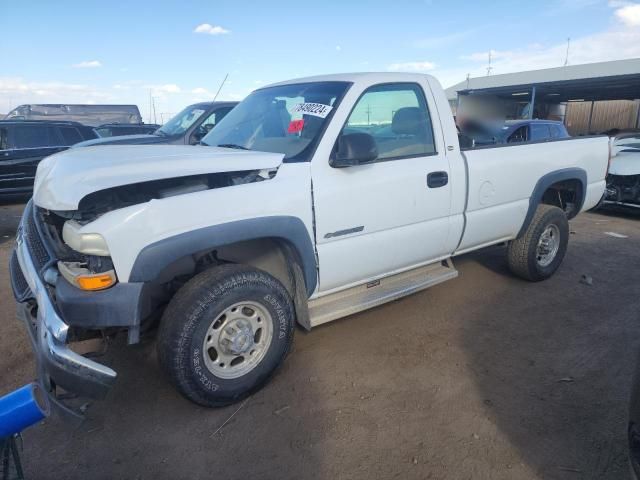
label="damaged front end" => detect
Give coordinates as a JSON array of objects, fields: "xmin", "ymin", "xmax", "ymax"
[
  {"xmin": 10, "ymin": 202, "xmax": 121, "ymax": 419},
  {"xmin": 604, "ymin": 174, "xmax": 640, "ymax": 208},
  {"xmin": 603, "ymin": 134, "xmax": 640, "ymax": 208},
  {"xmin": 12, "ymin": 145, "xmax": 283, "ymax": 416}
]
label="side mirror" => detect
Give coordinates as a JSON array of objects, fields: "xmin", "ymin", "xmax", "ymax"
[{"xmin": 330, "ymin": 133, "xmax": 378, "ymax": 168}]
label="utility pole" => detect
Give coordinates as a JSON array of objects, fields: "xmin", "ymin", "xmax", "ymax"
[
  {"xmin": 564, "ymin": 38, "xmax": 571, "ymax": 66},
  {"xmin": 486, "ymin": 51, "xmax": 493, "ymax": 76},
  {"xmin": 149, "ymin": 89, "xmax": 153, "ymax": 125},
  {"xmin": 152, "ymin": 97, "xmax": 158, "ymax": 124}
]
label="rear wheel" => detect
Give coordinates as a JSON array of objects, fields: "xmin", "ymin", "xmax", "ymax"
[
  {"xmin": 507, "ymin": 204, "xmax": 569, "ymax": 282},
  {"xmin": 157, "ymin": 264, "xmax": 295, "ymax": 407}
]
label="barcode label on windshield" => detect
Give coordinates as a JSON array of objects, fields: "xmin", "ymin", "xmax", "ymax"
[{"xmin": 292, "ymin": 102, "xmax": 333, "ymax": 118}]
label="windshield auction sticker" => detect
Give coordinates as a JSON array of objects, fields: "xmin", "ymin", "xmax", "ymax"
[{"xmin": 292, "ymin": 103, "xmax": 333, "ymax": 118}]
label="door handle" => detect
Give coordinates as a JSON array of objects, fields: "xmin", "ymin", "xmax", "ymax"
[{"xmin": 427, "ymin": 171, "xmax": 448, "ymax": 188}]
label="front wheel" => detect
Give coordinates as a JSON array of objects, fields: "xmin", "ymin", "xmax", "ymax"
[
  {"xmin": 507, "ymin": 204, "xmax": 569, "ymax": 282},
  {"xmin": 157, "ymin": 264, "xmax": 295, "ymax": 407}
]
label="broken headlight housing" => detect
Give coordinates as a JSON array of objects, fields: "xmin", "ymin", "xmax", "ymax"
[{"xmin": 62, "ymin": 220, "xmax": 110, "ymax": 256}]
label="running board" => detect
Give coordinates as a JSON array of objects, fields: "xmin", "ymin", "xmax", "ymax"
[{"xmin": 308, "ymin": 259, "xmax": 458, "ymax": 328}]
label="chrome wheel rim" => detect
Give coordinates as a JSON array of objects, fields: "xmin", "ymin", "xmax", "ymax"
[
  {"xmin": 202, "ymin": 301, "xmax": 273, "ymax": 379},
  {"xmin": 536, "ymin": 224, "xmax": 560, "ymax": 267}
]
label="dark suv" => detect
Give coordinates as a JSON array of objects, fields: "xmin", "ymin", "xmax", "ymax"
[
  {"xmin": 76, "ymin": 101, "xmax": 238, "ymax": 147},
  {"xmin": 0, "ymin": 120, "xmax": 97, "ymax": 197}
]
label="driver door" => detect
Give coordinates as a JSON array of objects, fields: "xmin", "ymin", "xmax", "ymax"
[{"xmin": 311, "ymin": 82, "xmax": 453, "ymax": 292}]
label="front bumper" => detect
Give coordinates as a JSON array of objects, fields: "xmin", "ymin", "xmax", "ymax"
[{"xmin": 10, "ymin": 217, "xmax": 117, "ymax": 416}]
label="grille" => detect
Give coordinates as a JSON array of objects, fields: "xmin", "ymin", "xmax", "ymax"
[
  {"xmin": 24, "ymin": 203, "xmax": 52, "ymax": 272},
  {"xmin": 9, "ymin": 250, "xmax": 31, "ymax": 302}
]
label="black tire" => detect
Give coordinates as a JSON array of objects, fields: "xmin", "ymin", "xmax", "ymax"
[
  {"xmin": 157, "ymin": 264, "xmax": 295, "ymax": 407},
  {"xmin": 507, "ymin": 204, "xmax": 569, "ymax": 282}
]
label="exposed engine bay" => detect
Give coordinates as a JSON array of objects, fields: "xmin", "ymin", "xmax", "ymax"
[
  {"xmin": 605, "ymin": 174, "xmax": 640, "ymax": 207},
  {"xmin": 51, "ymin": 169, "xmax": 276, "ymax": 223}
]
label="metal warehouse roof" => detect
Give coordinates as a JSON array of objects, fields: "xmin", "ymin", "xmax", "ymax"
[{"xmin": 446, "ymin": 58, "xmax": 640, "ymax": 103}]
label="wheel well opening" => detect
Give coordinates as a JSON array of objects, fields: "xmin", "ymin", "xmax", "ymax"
[
  {"xmin": 213, "ymin": 237, "xmax": 300, "ymax": 297},
  {"xmin": 148, "ymin": 237, "xmax": 311, "ymax": 330},
  {"xmin": 541, "ymin": 179, "xmax": 583, "ymax": 219}
]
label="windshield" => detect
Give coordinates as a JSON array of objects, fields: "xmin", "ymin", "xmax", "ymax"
[
  {"xmin": 156, "ymin": 104, "xmax": 208, "ymax": 136},
  {"xmin": 201, "ymin": 81, "xmax": 350, "ymax": 161}
]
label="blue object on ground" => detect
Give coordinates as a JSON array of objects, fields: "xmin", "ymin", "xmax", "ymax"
[{"xmin": 0, "ymin": 383, "xmax": 50, "ymax": 438}]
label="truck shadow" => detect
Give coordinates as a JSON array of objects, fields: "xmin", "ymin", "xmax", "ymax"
[
  {"xmin": 592, "ymin": 205, "xmax": 640, "ymax": 220},
  {"xmin": 457, "ymin": 223, "xmax": 640, "ymax": 478},
  {"xmin": 24, "ymin": 331, "xmax": 329, "ymax": 480}
]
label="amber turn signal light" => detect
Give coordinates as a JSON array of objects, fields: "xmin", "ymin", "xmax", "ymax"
[
  {"xmin": 76, "ymin": 273, "xmax": 116, "ymax": 291},
  {"xmin": 57, "ymin": 261, "xmax": 117, "ymax": 291}
]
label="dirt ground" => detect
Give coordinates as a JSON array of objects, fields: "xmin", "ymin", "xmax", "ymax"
[{"xmin": 1, "ymin": 201, "xmax": 639, "ymax": 480}]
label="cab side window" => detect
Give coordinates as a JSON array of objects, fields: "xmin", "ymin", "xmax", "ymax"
[
  {"xmin": 342, "ymin": 83, "xmax": 436, "ymax": 161},
  {"xmin": 191, "ymin": 107, "xmax": 235, "ymax": 144},
  {"xmin": 201, "ymin": 107, "xmax": 234, "ymax": 131},
  {"xmin": 530, "ymin": 123, "xmax": 550, "ymax": 142},
  {"xmin": 58, "ymin": 126, "xmax": 83, "ymax": 145},
  {"xmin": 12, "ymin": 125, "xmax": 50, "ymax": 148},
  {"xmin": 0, "ymin": 128, "xmax": 8, "ymax": 150},
  {"xmin": 508, "ymin": 126, "xmax": 528, "ymax": 143},
  {"xmin": 550, "ymin": 124, "xmax": 565, "ymax": 139}
]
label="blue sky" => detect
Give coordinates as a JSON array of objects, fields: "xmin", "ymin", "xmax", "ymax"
[{"xmin": 1, "ymin": 0, "xmax": 639, "ymax": 122}]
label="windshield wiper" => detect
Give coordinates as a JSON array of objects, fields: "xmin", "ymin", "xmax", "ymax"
[{"xmin": 217, "ymin": 143, "xmax": 250, "ymax": 151}]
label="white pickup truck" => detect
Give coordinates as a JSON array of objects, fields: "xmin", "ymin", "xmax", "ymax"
[{"xmin": 10, "ymin": 73, "xmax": 608, "ymax": 414}]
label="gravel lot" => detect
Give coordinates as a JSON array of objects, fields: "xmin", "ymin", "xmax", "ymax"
[{"xmin": 1, "ymin": 201, "xmax": 639, "ymax": 480}]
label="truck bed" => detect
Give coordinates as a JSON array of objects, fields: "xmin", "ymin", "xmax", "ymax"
[{"xmin": 454, "ymin": 136, "xmax": 609, "ymax": 254}]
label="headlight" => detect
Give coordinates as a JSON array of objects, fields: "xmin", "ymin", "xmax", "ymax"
[{"xmin": 62, "ymin": 221, "xmax": 110, "ymax": 256}]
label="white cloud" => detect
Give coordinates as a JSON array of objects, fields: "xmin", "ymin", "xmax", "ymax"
[
  {"xmin": 191, "ymin": 87, "xmax": 211, "ymax": 95},
  {"xmin": 72, "ymin": 60, "xmax": 102, "ymax": 68},
  {"xmin": 336, "ymin": 45, "xmax": 342, "ymax": 51},
  {"xmin": 387, "ymin": 61, "xmax": 436, "ymax": 72},
  {"xmin": 615, "ymin": 3, "xmax": 640, "ymax": 25},
  {"xmin": 146, "ymin": 84, "xmax": 181, "ymax": 95},
  {"xmin": 461, "ymin": 27, "xmax": 640, "ymax": 75},
  {"xmin": 194, "ymin": 23, "xmax": 230, "ymax": 35},
  {"xmin": 0, "ymin": 77, "xmax": 114, "ymax": 113}
]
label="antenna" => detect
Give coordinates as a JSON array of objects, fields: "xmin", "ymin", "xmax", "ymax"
[
  {"xmin": 486, "ymin": 51, "xmax": 493, "ymax": 76},
  {"xmin": 212, "ymin": 73, "xmax": 229, "ymax": 103},
  {"xmin": 564, "ymin": 38, "xmax": 571, "ymax": 66}
]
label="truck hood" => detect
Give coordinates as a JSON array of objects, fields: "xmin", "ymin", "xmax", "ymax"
[
  {"xmin": 609, "ymin": 149, "xmax": 640, "ymax": 176},
  {"xmin": 74, "ymin": 134, "xmax": 171, "ymax": 147},
  {"xmin": 33, "ymin": 145, "xmax": 284, "ymax": 211}
]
